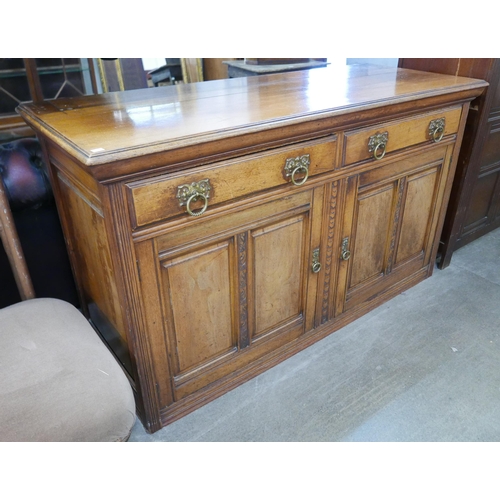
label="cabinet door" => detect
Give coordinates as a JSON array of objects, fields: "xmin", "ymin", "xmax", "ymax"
[
  {"xmin": 461, "ymin": 116, "xmax": 500, "ymax": 237},
  {"xmin": 139, "ymin": 188, "xmax": 324, "ymax": 402},
  {"xmin": 336, "ymin": 145, "xmax": 453, "ymax": 315}
]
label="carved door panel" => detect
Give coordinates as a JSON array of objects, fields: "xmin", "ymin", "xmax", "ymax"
[
  {"xmin": 140, "ymin": 188, "xmax": 325, "ymax": 402},
  {"xmin": 249, "ymin": 213, "xmax": 309, "ymax": 343},
  {"xmin": 161, "ymin": 239, "xmax": 237, "ymax": 388},
  {"xmin": 336, "ymin": 145, "xmax": 453, "ymax": 315}
]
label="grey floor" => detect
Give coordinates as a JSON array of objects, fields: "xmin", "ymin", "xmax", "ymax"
[{"xmin": 129, "ymin": 227, "xmax": 500, "ymax": 442}]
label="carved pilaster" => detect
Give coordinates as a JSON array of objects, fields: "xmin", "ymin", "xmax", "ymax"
[
  {"xmin": 237, "ymin": 232, "xmax": 249, "ymax": 348},
  {"xmin": 321, "ymin": 181, "xmax": 338, "ymax": 324}
]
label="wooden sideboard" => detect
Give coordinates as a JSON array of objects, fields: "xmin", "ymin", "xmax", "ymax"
[
  {"xmin": 399, "ymin": 59, "xmax": 500, "ymax": 268},
  {"xmin": 17, "ymin": 65, "xmax": 487, "ymax": 433}
]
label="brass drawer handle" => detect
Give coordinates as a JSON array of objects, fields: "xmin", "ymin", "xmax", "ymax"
[
  {"xmin": 284, "ymin": 154, "xmax": 310, "ymax": 186},
  {"xmin": 368, "ymin": 132, "xmax": 388, "ymax": 160},
  {"xmin": 341, "ymin": 237, "xmax": 351, "ymax": 261},
  {"xmin": 312, "ymin": 248, "xmax": 321, "ymax": 273},
  {"xmin": 429, "ymin": 118, "xmax": 445, "ymax": 143},
  {"xmin": 176, "ymin": 179, "xmax": 211, "ymax": 217}
]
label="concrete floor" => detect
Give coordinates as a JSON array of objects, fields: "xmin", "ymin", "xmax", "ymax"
[{"xmin": 129, "ymin": 227, "xmax": 500, "ymax": 442}]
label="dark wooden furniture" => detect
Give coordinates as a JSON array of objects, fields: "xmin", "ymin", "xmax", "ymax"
[
  {"xmin": 17, "ymin": 66, "xmax": 486, "ymax": 433},
  {"xmin": 399, "ymin": 59, "xmax": 500, "ymax": 268},
  {"xmin": 224, "ymin": 59, "xmax": 329, "ymax": 78},
  {"xmin": 0, "ymin": 59, "xmax": 97, "ymax": 144}
]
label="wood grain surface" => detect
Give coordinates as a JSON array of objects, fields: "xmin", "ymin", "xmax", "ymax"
[{"xmin": 17, "ymin": 65, "xmax": 487, "ymax": 171}]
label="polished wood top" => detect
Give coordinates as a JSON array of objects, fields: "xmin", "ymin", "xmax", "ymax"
[{"xmin": 17, "ymin": 64, "xmax": 487, "ymax": 172}]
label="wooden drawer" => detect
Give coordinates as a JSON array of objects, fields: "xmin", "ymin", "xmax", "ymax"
[
  {"xmin": 127, "ymin": 135, "xmax": 337, "ymax": 228},
  {"xmin": 342, "ymin": 106, "xmax": 462, "ymax": 166}
]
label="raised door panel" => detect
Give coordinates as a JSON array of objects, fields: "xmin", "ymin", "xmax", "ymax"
[
  {"xmin": 348, "ymin": 182, "xmax": 395, "ymax": 290},
  {"xmin": 159, "ymin": 235, "xmax": 239, "ymax": 400},
  {"xmin": 476, "ymin": 118, "xmax": 500, "ymax": 169},
  {"xmin": 161, "ymin": 240, "xmax": 237, "ymax": 377},
  {"xmin": 462, "ymin": 168, "xmax": 500, "ymax": 234},
  {"xmin": 395, "ymin": 166, "xmax": 439, "ymax": 267},
  {"xmin": 250, "ymin": 214, "xmax": 308, "ymax": 342}
]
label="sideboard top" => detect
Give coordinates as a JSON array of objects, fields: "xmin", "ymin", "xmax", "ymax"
[{"xmin": 17, "ymin": 64, "xmax": 487, "ymax": 175}]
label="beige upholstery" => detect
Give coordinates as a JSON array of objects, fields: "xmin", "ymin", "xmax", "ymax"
[{"xmin": 0, "ymin": 298, "xmax": 136, "ymax": 441}]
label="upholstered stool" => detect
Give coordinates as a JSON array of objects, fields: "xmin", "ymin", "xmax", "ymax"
[
  {"xmin": 0, "ymin": 298, "xmax": 136, "ymax": 441},
  {"xmin": 0, "ymin": 160, "xmax": 136, "ymax": 442}
]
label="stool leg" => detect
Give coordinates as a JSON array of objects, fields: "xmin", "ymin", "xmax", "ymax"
[{"xmin": 0, "ymin": 177, "xmax": 35, "ymax": 300}]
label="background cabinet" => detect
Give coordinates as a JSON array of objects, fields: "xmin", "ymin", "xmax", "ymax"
[
  {"xmin": 399, "ymin": 58, "xmax": 500, "ymax": 268},
  {"xmin": 0, "ymin": 58, "xmax": 97, "ymax": 143}
]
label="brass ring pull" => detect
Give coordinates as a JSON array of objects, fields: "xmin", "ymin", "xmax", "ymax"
[
  {"xmin": 176, "ymin": 179, "xmax": 211, "ymax": 217},
  {"xmin": 291, "ymin": 165, "xmax": 309, "ymax": 186},
  {"xmin": 373, "ymin": 142, "xmax": 386, "ymax": 160},
  {"xmin": 368, "ymin": 132, "xmax": 389, "ymax": 161},
  {"xmin": 429, "ymin": 118, "xmax": 446, "ymax": 143},
  {"xmin": 312, "ymin": 248, "xmax": 321, "ymax": 273},
  {"xmin": 284, "ymin": 154, "xmax": 311, "ymax": 186},
  {"xmin": 432, "ymin": 126, "xmax": 445, "ymax": 143},
  {"xmin": 341, "ymin": 237, "xmax": 351, "ymax": 261},
  {"xmin": 186, "ymin": 193, "xmax": 209, "ymax": 217}
]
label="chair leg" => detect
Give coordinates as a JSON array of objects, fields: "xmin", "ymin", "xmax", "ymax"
[{"xmin": 0, "ymin": 177, "xmax": 35, "ymax": 300}]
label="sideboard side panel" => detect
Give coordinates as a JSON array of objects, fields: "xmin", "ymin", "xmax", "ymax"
[{"xmin": 55, "ymin": 173, "xmax": 127, "ymax": 341}]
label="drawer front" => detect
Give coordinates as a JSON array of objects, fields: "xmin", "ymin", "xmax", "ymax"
[
  {"xmin": 343, "ymin": 106, "xmax": 462, "ymax": 166},
  {"xmin": 127, "ymin": 135, "xmax": 337, "ymax": 228}
]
